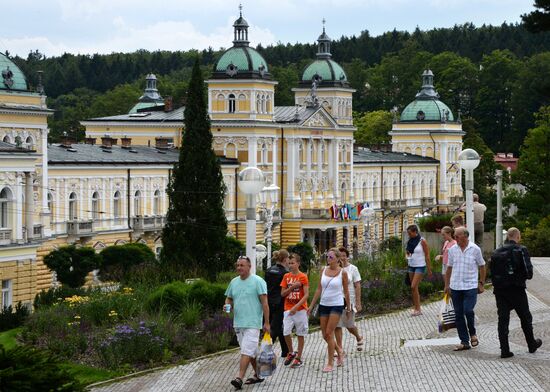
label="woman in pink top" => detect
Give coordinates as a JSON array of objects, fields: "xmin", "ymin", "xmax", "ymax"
[{"xmin": 435, "ymin": 226, "xmax": 456, "ymax": 275}]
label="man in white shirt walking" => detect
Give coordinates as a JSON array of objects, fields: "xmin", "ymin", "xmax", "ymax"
[{"xmin": 444, "ymin": 227, "xmax": 486, "ymax": 351}]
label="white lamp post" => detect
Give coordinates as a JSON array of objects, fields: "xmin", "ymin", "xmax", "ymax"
[
  {"xmin": 238, "ymin": 167, "xmax": 265, "ymax": 275},
  {"xmin": 259, "ymin": 183, "xmax": 280, "ymax": 269},
  {"xmin": 360, "ymin": 206, "xmax": 375, "ymax": 257},
  {"xmin": 458, "ymin": 148, "xmax": 480, "ymax": 244}
]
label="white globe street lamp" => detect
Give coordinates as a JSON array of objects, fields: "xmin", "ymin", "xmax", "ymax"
[
  {"xmin": 259, "ymin": 183, "xmax": 280, "ymax": 269},
  {"xmin": 238, "ymin": 167, "xmax": 265, "ymax": 275},
  {"xmin": 458, "ymin": 148, "xmax": 480, "ymax": 244}
]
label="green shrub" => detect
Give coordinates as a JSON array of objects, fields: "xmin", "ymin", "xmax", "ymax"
[
  {"xmin": 523, "ymin": 215, "xmax": 550, "ymax": 257},
  {"xmin": 0, "ymin": 345, "xmax": 83, "ymax": 391},
  {"xmin": 43, "ymin": 245, "xmax": 101, "ymax": 288},
  {"xmin": 179, "ymin": 301, "xmax": 202, "ymax": 328},
  {"xmin": 0, "ymin": 303, "xmax": 30, "ymax": 332},
  {"xmin": 145, "ymin": 281, "xmax": 189, "ymax": 315},
  {"xmin": 146, "ymin": 280, "xmax": 227, "ymax": 315},
  {"xmin": 379, "ymin": 236, "xmax": 402, "ymax": 253},
  {"xmin": 416, "ymin": 213, "xmax": 454, "ymax": 232},
  {"xmin": 99, "ymin": 243, "xmax": 156, "ymax": 282},
  {"xmin": 288, "ymin": 242, "xmax": 315, "ymax": 272},
  {"xmin": 34, "ymin": 286, "xmax": 88, "ymax": 309}
]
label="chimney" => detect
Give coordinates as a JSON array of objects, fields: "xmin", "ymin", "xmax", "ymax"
[
  {"xmin": 101, "ymin": 135, "xmax": 117, "ymax": 148},
  {"xmin": 121, "ymin": 136, "xmax": 132, "ymax": 149},
  {"xmin": 155, "ymin": 137, "xmax": 168, "ymax": 149},
  {"xmin": 164, "ymin": 96, "xmax": 173, "ymax": 112},
  {"xmin": 84, "ymin": 137, "xmax": 96, "ymax": 145},
  {"xmin": 60, "ymin": 132, "xmax": 74, "ymax": 148}
]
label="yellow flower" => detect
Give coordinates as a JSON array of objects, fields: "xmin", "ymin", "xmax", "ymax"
[
  {"xmin": 108, "ymin": 310, "xmax": 118, "ymax": 317},
  {"xmin": 74, "ymin": 315, "xmax": 81, "ymax": 319}
]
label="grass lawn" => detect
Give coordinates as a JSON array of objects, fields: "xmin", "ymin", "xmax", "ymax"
[
  {"xmin": 0, "ymin": 327, "xmax": 21, "ymax": 350},
  {"xmin": 61, "ymin": 363, "xmax": 124, "ymax": 386}
]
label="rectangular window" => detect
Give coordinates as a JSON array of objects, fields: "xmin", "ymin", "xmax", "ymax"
[
  {"xmin": 373, "ymin": 223, "xmax": 379, "ymax": 240},
  {"xmin": 394, "ymin": 221, "xmax": 399, "ymax": 237},
  {"xmin": 384, "ymin": 222, "xmax": 389, "ymax": 238},
  {"xmin": 2, "ymin": 280, "xmax": 12, "ymax": 309}
]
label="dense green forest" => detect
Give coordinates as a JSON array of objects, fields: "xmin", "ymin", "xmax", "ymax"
[{"xmin": 9, "ymin": 22, "xmax": 550, "ymax": 152}]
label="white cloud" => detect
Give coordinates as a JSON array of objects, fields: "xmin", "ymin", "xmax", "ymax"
[{"xmin": 1, "ymin": 18, "xmax": 277, "ymax": 57}]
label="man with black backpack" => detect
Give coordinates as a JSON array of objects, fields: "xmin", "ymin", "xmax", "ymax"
[{"xmin": 490, "ymin": 227, "xmax": 542, "ymax": 358}]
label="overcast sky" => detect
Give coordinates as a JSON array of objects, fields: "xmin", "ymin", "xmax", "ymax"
[{"xmin": 0, "ymin": 0, "xmax": 536, "ymax": 58}]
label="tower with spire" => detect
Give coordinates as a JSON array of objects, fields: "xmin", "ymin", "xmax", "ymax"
[{"xmin": 292, "ymin": 20, "xmax": 355, "ymax": 126}]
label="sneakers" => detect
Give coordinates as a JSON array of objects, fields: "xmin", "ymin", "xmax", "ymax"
[
  {"xmin": 290, "ymin": 358, "xmax": 303, "ymax": 368},
  {"xmin": 500, "ymin": 351, "xmax": 514, "ymax": 359},
  {"xmin": 284, "ymin": 352, "xmax": 297, "ymax": 366},
  {"xmin": 529, "ymin": 339, "xmax": 543, "ymax": 354}
]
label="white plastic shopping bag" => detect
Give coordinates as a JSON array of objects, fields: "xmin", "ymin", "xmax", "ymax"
[
  {"xmin": 438, "ymin": 293, "xmax": 456, "ymax": 332},
  {"xmin": 258, "ymin": 332, "xmax": 277, "ymax": 377}
]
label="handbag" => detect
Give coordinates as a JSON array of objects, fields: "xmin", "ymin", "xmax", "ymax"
[
  {"xmin": 438, "ymin": 293, "xmax": 456, "ymax": 332},
  {"xmin": 258, "ymin": 332, "xmax": 277, "ymax": 377}
]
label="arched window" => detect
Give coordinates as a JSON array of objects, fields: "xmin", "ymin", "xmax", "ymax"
[
  {"xmin": 0, "ymin": 188, "xmax": 12, "ymax": 228},
  {"xmin": 153, "ymin": 190, "xmax": 161, "ymax": 215},
  {"xmin": 373, "ymin": 181, "xmax": 379, "ymax": 201},
  {"xmin": 91, "ymin": 192, "xmax": 100, "ymax": 220},
  {"xmin": 414, "ymin": 147, "xmax": 422, "ymax": 156},
  {"xmin": 2, "ymin": 135, "xmax": 10, "ymax": 144},
  {"xmin": 450, "ymin": 177, "xmax": 455, "ymax": 196},
  {"xmin": 421, "ymin": 179, "xmax": 426, "ymax": 198},
  {"xmin": 411, "ymin": 180, "xmax": 417, "ymax": 199},
  {"xmin": 362, "ymin": 181, "xmax": 367, "ymax": 201},
  {"xmin": 404, "ymin": 146, "xmax": 412, "ymax": 154},
  {"xmin": 256, "ymin": 95, "xmax": 261, "ymax": 113},
  {"xmin": 393, "ymin": 180, "xmax": 399, "ymax": 200},
  {"xmin": 113, "ymin": 191, "xmax": 121, "ymax": 222},
  {"xmin": 238, "ymin": 94, "xmax": 246, "ymax": 112},
  {"xmin": 402, "ymin": 179, "xmax": 407, "ymax": 199},
  {"xmin": 228, "ymin": 94, "xmax": 236, "ymax": 113},
  {"xmin": 68, "ymin": 192, "xmax": 77, "ymax": 220},
  {"xmin": 260, "ymin": 143, "xmax": 268, "ymax": 164},
  {"xmin": 25, "ymin": 136, "xmax": 34, "ymax": 149},
  {"xmin": 261, "ymin": 95, "xmax": 267, "ymax": 114},
  {"xmin": 134, "ymin": 190, "xmax": 141, "ymax": 216},
  {"xmin": 225, "ymin": 143, "xmax": 237, "ymax": 159},
  {"xmin": 429, "ymin": 179, "xmax": 434, "ymax": 196}
]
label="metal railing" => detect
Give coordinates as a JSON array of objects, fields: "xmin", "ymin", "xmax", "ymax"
[
  {"xmin": 300, "ymin": 208, "xmax": 330, "ymax": 219},
  {"xmin": 0, "ymin": 228, "xmax": 12, "ymax": 245},
  {"xmin": 67, "ymin": 219, "xmax": 94, "ymax": 236}
]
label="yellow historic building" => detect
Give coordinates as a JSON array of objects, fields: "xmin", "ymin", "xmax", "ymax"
[{"xmin": 0, "ymin": 10, "xmax": 464, "ymax": 308}]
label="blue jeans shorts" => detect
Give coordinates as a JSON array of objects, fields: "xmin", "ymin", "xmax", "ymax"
[
  {"xmin": 408, "ymin": 266, "xmax": 426, "ymax": 274},
  {"xmin": 318, "ymin": 304, "xmax": 344, "ymax": 317}
]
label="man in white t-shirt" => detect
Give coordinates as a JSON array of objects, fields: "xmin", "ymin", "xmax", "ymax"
[{"xmin": 335, "ymin": 247, "xmax": 365, "ymax": 352}]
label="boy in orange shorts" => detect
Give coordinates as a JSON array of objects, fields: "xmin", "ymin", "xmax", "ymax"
[{"xmin": 280, "ymin": 253, "xmax": 309, "ymax": 368}]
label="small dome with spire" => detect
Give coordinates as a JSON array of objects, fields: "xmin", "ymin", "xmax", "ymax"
[
  {"xmin": 300, "ymin": 20, "xmax": 349, "ymax": 88},
  {"xmin": 129, "ymin": 73, "xmax": 164, "ymax": 114},
  {"xmin": 212, "ymin": 5, "xmax": 270, "ymax": 80},
  {"xmin": 400, "ymin": 70, "xmax": 455, "ymax": 122}
]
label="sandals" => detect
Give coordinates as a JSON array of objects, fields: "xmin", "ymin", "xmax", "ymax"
[
  {"xmin": 244, "ymin": 375, "xmax": 264, "ymax": 385},
  {"xmin": 322, "ymin": 365, "xmax": 334, "ymax": 373},
  {"xmin": 336, "ymin": 352, "xmax": 345, "ymax": 367},
  {"xmin": 357, "ymin": 337, "xmax": 365, "ymax": 351},
  {"xmin": 471, "ymin": 336, "xmax": 479, "ymax": 347},
  {"xmin": 230, "ymin": 377, "xmax": 243, "ymax": 390},
  {"xmin": 411, "ymin": 310, "xmax": 422, "ymax": 317},
  {"xmin": 453, "ymin": 344, "xmax": 471, "ymax": 351}
]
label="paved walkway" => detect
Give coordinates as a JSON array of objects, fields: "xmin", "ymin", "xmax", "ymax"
[{"xmin": 91, "ymin": 258, "xmax": 550, "ymax": 392}]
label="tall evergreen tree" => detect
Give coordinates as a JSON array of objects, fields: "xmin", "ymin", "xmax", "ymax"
[{"xmin": 161, "ymin": 59, "xmax": 227, "ymax": 280}]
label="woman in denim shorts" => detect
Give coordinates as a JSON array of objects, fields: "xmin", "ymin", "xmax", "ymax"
[
  {"xmin": 406, "ymin": 225, "xmax": 432, "ymax": 316},
  {"xmin": 308, "ymin": 248, "xmax": 351, "ymax": 372}
]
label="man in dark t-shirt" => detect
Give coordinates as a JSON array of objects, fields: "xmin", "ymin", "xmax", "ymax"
[{"xmin": 265, "ymin": 253, "xmax": 289, "ymax": 357}]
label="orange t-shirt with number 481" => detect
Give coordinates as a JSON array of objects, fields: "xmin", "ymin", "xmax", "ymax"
[{"xmin": 280, "ymin": 272, "xmax": 309, "ymax": 311}]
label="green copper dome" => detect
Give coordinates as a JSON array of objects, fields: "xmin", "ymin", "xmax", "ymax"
[
  {"xmin": 302, "ymin": 59, "xmax": 347, "ymax": 83},
  {"xmin": 0, "ymin": 53, "xmax": 28, "ymax": 91},
  {"xmin": 399, "ymin": 70, "xmax": 454, "ymax": 122},
  {"xmin": 214, "ymin": 47, "xmax": 269, "ymax": 75},
  {"xmin": 400, "ymin": 100, "xmax": 454, "ymax": 122}
]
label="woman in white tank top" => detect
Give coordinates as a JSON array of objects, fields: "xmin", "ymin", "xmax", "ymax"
[
  {"xmin": 308, "ymin": 248, "xmax": 351, "ymax": 372},
  {"xmin": 405, "ymin": 224, "xmax": 432, "ymax": 316}
]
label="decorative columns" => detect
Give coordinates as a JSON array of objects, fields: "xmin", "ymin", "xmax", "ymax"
[
  {"xmin": 439, "ymin": 142, "xmax": 448, "ymax": 203},
  {"xmin": 25, "ymin": 172, "xmax": 34, "ymax": 241}
]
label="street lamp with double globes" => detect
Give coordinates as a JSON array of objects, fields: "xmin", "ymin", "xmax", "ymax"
[
  {"xmin": 238, "ymin": 167, "xmax": 265, "ymax": 275},
  {"xmin": 259, "ymin": 183, "xmax": 280, "ymax": 269},
  {"xmin": 458, "ymin": 148, "xmax": 480, "ymax": 244}
]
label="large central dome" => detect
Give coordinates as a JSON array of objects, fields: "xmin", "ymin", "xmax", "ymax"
[{"xmin": 211, "ymin": 9, "xmax": 270, "ymax": 80}]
